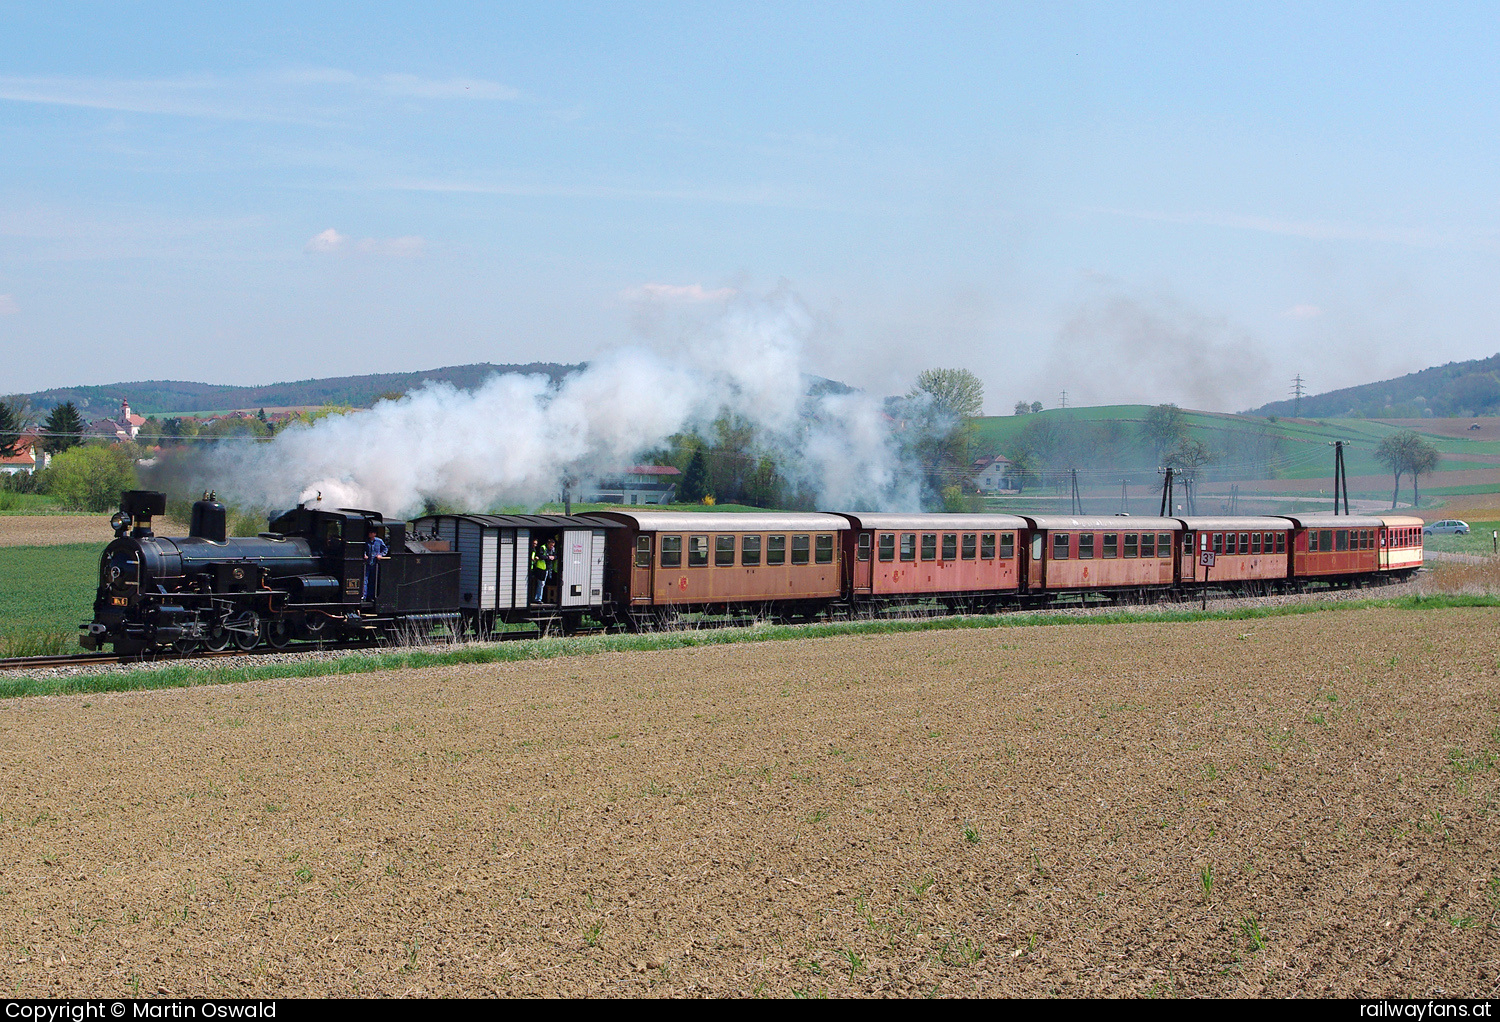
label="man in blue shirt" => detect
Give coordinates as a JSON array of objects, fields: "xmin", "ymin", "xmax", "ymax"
[{"xmin": 364, "ymin": 526, "xmax": 389, "ymax": 601}]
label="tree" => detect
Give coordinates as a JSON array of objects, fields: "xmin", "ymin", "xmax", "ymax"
[
  {"xmin": 44, "ymin": 444, "xmax": 137, "ymax": 511},
  {"xmin": 909, "ymin": 368, "xmax": 984, "ymax": 419},
  {"xmin": 1141, "ymin": 404, "xmax": 1188, "ymax": 464},
  {"xmin": 1030, "ymin": 401, "xmax": 1042, "ymax": 414},
  {"xmin": 679, "ymin": 447, "xmax": 709, "ymax": 503},
  {"xmin": 1409, "ymin": 438, "xmax": 1440, "ymax": 508},
  {"xmin": 1013, "ymin": 401, "xmax": 1031, "ymax": 416},
  {"xmin": 1375, "ymin": 430, "xmax": 1440, "ymax": 508},
  {"xmin": 39, "ymin": 402, "xmax": 84, "ymax": 456},
  {"xmin": 0, "ymin": 400, "xmax": 22, "ymax": 459}
]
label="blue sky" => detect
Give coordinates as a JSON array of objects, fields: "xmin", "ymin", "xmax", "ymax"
[{"xmin": 1, "ymin": 2, "xmax": 1497, "ymax": 411}]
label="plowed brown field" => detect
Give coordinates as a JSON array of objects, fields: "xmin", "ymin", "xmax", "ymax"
[
  {"xmin": 3, "ymin": 608, "xmax": 1498, "ymax": 998},
  {"xmin": 0, "ymin": 515, "xmax": 188, "ymax": 548}
]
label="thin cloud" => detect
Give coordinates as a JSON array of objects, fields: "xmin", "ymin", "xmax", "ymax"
[
  {"xmin": 1283, "ymin": 303, "xmax": 1323, "ymax": 319},
  {"xmin": 0, "ymin": 294, "xmax": 17, "ymax": 315},
  {"xmin": 1093, "ymin": 206, "xmax": 1467, "ymax": 250},
  {"xmin": 621, "ymin": 283, "xmax": 738, "ymax": 303},
  {"xmin": 0, "ymin": 68, "xmax": 519, "ymax": 123},
  {"xmin": 304, "ymin": 228, "xmax": 425, "ymax": 257},
  {"xmin": 386, "ymin": 176, "xmax": 828, "ymax": 211}
]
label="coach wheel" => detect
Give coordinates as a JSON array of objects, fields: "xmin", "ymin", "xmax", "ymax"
[
  {"xmin": 230, "ymin": 611, "xmax": 260, "ymax": 651},
  {"xmin": 265, "ymin": 617, "xmax": 292, "ymax": 649}
]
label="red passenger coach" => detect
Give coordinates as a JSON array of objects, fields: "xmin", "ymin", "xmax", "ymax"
[
  {"xmin": 592, "ymin": 511, "xmax": 848, "ymax": 625},
  {"xmin": 1376, "ymin": 515, "xmax": 1425, "ymax": 577},
  {"xmin": 1175, "ymin": 517, "xmax": 1293, "ymax": 589},
  {"xmin": 1021, "ymin": 516, "xmax": 1182, "ymax": 594},
  {"xmin": 1283, "ymin": 515, "xmax": 1385, "ymax": 581},
  {"xmin": 835, "ymin": 513, "xmax": 1029, "ymax": 606}
]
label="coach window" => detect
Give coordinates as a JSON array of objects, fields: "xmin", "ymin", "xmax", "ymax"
[
  {"xmin": 689, "ymin": 535, "xmax": 709, "ymax": 567},
  {"xmin": 1319, "ymin": 529, "xmax": 1333, "ymax": 552},
  {"xmin": 1276, "ymin": 533, "xmax": 1286, "ymax": 554},
  {"xmin": 961, "ymin": 533, "xmax": 976, "ymax": 560},
  {"xmin": 1159, "ymin": 534, "xmax": 1172, "ymax": 557},
  {"xmin": 1102, "ymin": 533, "xmax": 1118, "ymax": 558},
  {"xmin": 1078, "ymin": 533, "xmax": 1095, "ymax": 559},
  {"xmin": 984, "ymin": 533, "xmax": 999, "ymax": 559},
  {"xmin": 921, "ymin": 534, "xmax": 937, "ymax": 561},
  {"xmin": 1140, "ymin": 532, "xmax": 1156, "ymax": 558},
  {"xmin": 1124, "ymin": 533, "xmax": 1138, "ymax": 558},
  {"xmin": 1238, "ymin": 532, "xmax": 1249, "ymax": 553},
  {"xmin": 715, "ymin": 535, "xmax": 736, "ymax": 567},
  {"xmin": 1251, "ymin": 532, "xmax": 1262, "ymax": 555},
  {"xmin": 661, "ymin": 535, "xmax": 682, "ymax": 568},
  {"xmin": 635, "ymin": 535, "xmax": 652, "ymax": 568},
  {"xmin": 900, "ymin": 533, "xmax": 916, "ymax": 561},
  {"xmin": 815, "ymin": 534, "xmax": 834, "ymax": 564},
  {"xmin": 1212, "ymin": 532, "xmax": 1223, "ymax": 555},
  {"xmin": 1052, "ymin": 533, "xmax": 1070, "ymax": 560},
  {"xmin": 856, "ymin": 533, "xmax": 871, "ymax": 562},
  {"xmin": 999, "ymin": 532, "xmax": 1014, "ymax": 559},
  {"xmin": 1335, "ymin": 530, "xmax": 1348, "ymax": 552},
  {"xmin": 1308, "ymin": 531, "xmax": 1319, "ymax": 552},
  {"xmin": 942, "ymin": 533, "xmax": 957, "ymax": 561},
  {"xmin": 878, "ymin": 534, "xmax": 896, "ymax": 562},
  {"xmin": 767, "ymin": 535, "xmax": 786, "ymax": 565},
  {"xmin": 791, "ymin": 534, "xmax": 811, "ymax": 565},
  {"xmin": 742, "ymin": 534, "xmax": 762, "ymax": 566}
]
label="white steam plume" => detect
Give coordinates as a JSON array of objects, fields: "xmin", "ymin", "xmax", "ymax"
[{"xmin": 209, "ymin": 293, "xmax": 926, "ymax": 515}]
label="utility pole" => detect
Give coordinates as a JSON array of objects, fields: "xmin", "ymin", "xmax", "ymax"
[
  {"xmin": 1059, "ymin": 390, "xmax": 1068, "ymax": 410},
  {"xmin": 1158, "ymin": 467, "xmax": 1175, "ymax": 517},
  {"xmin": 1329, "ymin": 441, "xmax": 1350, "ymax": 515},
  {"xmin": 1119, "ymin": 479, "xmax": 1129, "ymax": 515},
  {"xmin": 1070, "ymin": 468, "xmax": 1083, "ymax": 515},
  {"xmin": 1291, "ymin": 375, "xmax": 1306, "ymax": 417}
]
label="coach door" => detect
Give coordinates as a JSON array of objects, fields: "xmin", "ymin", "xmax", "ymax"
[
  {"xmin": 851, "ymin": 531, "xmax": 873, "ymax": 594},
  {"xmin": 1025, "ymin": 531, "xmax": 1045, "ymax": 591},
  {"xmin": 630, "ymin": 533, "xmax": 653, "ymax": 604}
]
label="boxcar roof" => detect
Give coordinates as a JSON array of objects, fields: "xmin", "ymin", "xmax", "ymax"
[
  {"xmin": 410, "ymin": 513, "xmax": 620, "ymax": 529},
  {"xmin": 1280, "ymin": 514, "xmax": 1388, "ymax": 529},
  {"xmin": 1021, "ymin": 515, "xmax": 1181, "ymax": 530},
  {"xmin": 836, "ymin": 513, "xmax": 1030, "ymax": 530},
  {"xmin": 587, "ymin": 511, "xmax": 848, "ymax": 532},
  {"xmin": 1174, "ymin": 517, "xmax": 1293, "ymax": 531}
]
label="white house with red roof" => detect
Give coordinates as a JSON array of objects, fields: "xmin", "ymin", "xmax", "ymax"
[{"xmin": 0, "ymin": 432, "xmax": 46, "ymax": 475}]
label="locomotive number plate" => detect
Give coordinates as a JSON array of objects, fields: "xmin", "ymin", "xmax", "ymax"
[{"xmin": 110, "ymin": 597, "xmax": 128, "ymax": 606}]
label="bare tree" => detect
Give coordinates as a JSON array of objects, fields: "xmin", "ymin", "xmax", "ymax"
[{"xmin": 909, "ymin": 368, "xmax": 984, "ymax": 419}]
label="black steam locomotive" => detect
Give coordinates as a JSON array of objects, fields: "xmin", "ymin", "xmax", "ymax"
[{"xmin": 83, "ymin": 490, "xmax": 461, "ymax": 653}]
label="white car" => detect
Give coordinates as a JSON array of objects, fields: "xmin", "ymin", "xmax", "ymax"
[{"xmin": 1424, "ymin": 520, "xmax": 1470, "ymax": 535}]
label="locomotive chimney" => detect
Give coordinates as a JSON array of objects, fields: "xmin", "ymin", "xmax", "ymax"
[
  {"xmin": 190, "ymin": 493, "xmax": 227, "ymax": 543},
  {"xmin": 119, "ymin": 490, "xmax": 166, "ymax": 539}
]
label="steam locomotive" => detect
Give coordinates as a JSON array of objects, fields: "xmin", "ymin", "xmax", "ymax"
[{"xmin": 82, "ymin": 489, "xmax": 1426, "ymax": 655}]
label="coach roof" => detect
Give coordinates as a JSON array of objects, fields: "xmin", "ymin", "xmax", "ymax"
[{"xmin": 587, "ymin": 511, "xmax": 848, "ymax": 532}]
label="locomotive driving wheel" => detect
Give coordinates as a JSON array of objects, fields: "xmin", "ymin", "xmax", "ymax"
[
  {"xmin": 204, "ymin": 618, "xmax": 231, "ymax": 652},
  {"xmin": 229, "ymin": 611, "xmax": 261, "ymax": 651},
  {"xmin": 264, "ymin": 617, "xmax": 292, "ymax": 649}
]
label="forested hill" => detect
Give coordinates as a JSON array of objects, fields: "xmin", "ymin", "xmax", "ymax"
[
  {"xmin": 1248, "ymin": 353, "xmax": 1500, "ymax": 419},
  {"xmin": 17, "ymin": 363, "xmax": 583, "ymax": 415}
]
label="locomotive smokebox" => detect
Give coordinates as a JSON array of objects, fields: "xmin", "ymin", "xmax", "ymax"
[{"xmin": 191, "ymin": 496, "xmax": 227, "ymax": 543}]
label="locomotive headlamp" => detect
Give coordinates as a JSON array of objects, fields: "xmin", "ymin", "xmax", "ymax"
[{"xmin": 110, "ymin": 511, "xmax": 131, "ymax": 536}]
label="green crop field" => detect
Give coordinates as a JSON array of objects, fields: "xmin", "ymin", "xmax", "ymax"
[{"xmin": 0, "ymin": 543, "xmax": 99, "ymax": 654}]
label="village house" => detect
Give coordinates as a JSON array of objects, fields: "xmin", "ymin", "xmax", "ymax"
[
  {"xmin": 579, "ymin": 465, "xmax": 680, "ymax": 505},
  {"xmin": 971, "ymin": 454, "xmax": 1018, "ymax": 493}
]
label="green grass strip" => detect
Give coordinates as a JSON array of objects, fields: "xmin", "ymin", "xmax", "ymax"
[{"xmin": 5, "ymin": 592, "xmax": 1497, "ymax": 701}]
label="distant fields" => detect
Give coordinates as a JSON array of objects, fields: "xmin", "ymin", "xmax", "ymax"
[{"xmin": 971, "ymin": 406, "xmax": 1500, "ymax": 482}]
